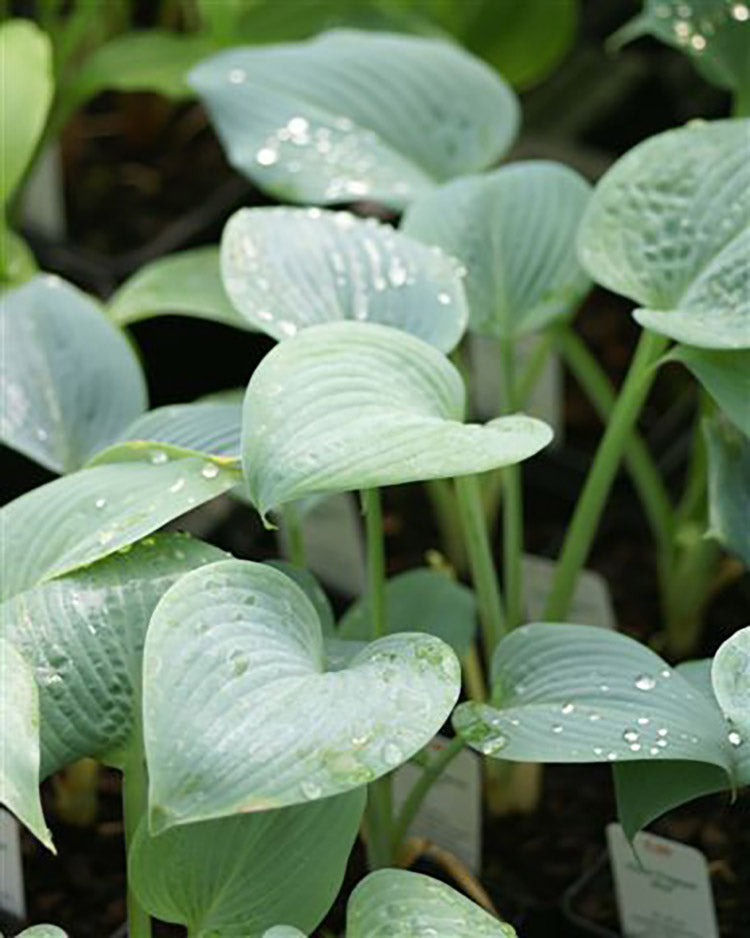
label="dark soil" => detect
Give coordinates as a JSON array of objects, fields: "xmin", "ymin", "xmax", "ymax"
[{"xmin": 6, "ymin": 2, "xmax": 749, "ymax": 935}]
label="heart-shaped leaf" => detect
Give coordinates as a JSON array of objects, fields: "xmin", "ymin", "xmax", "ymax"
[
  {"xmin": 0, "ymin": 640, "xmax": 53, "ymax": 850},
  {"xmin": 578, "ymin": 119, "xmax": 750, "ymax": 349},
  {"xmin": 0, "ymin": 443, "xmax": 240, "ymax": 601},
  {"xmin": 669, "ymin": 346, "xmax": 750, "ymax": 436},
  {"xmin": 266, "ymin": 561, "xmax": 335, "ymax": 635},
  {"xmin": 712, "ymin": 625, "xmax": 750, "ymax": 737},
  {"xmin": 242, "ymin": 321, "xmax": 552, "ymax": 517},
  {"xmin": 613, "ymin": 658, "xmax": 750, "ymax": 837},
  {"xmin": 453, "ymin": 623, "xmax": 737, "ymax": 779},
  {"xmin": 1, "ymin": 534, "xmax": 225, "ymax": 776},
  {"xmin": 221, "ymin": 207, "xmax": 468, "ymax": 351},
  {"xmin": 188, "ymin": 30, "xmax": 519, "ymax": 209},
  {"xmin": 107, "ymin": 247, "xmax": 250, "ymax": 330},
  {"xmin": 144, "ymin": 560, "xmax": 460, "ymax": 831},
  {"xmin": 130, "ymin": 790, "xmax": 364, "ymax": 938},
  {"xmin": 614, "ymin": 1, "xmax": 750, "ymax": 99},
  {"xmin": 0, "ymin": 275, "xmax": 148, "ymax": 473},
  {"xmin": 0, "ymin": 20, "xmax": 53, "ymax": 206},
  {"xmin": 705, "ymin": 417, "xmax": 750, "ymax": 566},
  {"xmin": 347, "ymin": 869, "xmax": 517, "ymax": 937},
  {"xmin": 403, "ymin": 160, "xmax": 592, "ymax": 339},
  {"xmin": 339, "ymin": 568, "xmax": 477, "ymax": 659},
  {"xmin": 120, "ymin": 402, "xmax": 243, "ymax": 457}
]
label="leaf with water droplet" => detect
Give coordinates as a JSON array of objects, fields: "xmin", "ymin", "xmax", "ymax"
[
  {"xmin": 712, "ymin": 625, "xmax": 750, "ymax": 736},
  {"xmin": 403, "ymin": 160, "xmax": 591, "ymax": 340},
  {"xmin": 0, "ymin": 275, "xmax": 148, "ymax": 473},
  {"xmin": 347, "ymin": 869, "xmax": 517, "ymax": 937},
  {"xmin": 143, "ymin": 560, "xmax": 461, "ymax": 831},
  {"xmin": 242, "ymin": 321, "xmax": 552, "ymax": 518},
  {"xmin": 578, "ymin": 119, "xmax": 750, "ymax": 349},
  {"xmin": 1, "ymin": 534, "xmax": 226, "ymax": 776},
  {"xmin": 188, "ymin": 30, "xmax": 518, "ymax": 210},
  {"xmin": 0, "ymin": 639, "xmax": 54, "ymax": 851},
  {"xmin": 221, "ymin": 207, "xmax": 468, "ymax": 351},
  {"xmin": 453, "ymin": 623, "xmax": 739, "ymax": 787},
  {"xmin": 613, "ymin": 0, "xmax": 750, "ymax": 100},
  {"xmin": 129, "ymin": 790, "xmax": 363, "ymax": 936},
  {"xmin": 0, "ymin": 442, "xmax": 240, "ymax": 601}
]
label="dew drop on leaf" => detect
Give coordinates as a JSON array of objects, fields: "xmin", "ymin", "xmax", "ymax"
[{"xmin": 634, "ymin": 674, "xmax": 656, "ymax": 691}]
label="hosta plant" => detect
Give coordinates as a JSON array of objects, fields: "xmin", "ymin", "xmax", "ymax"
[{"xmin": 2, "ymin": 20, "xmax": 749, "ymax": 938}]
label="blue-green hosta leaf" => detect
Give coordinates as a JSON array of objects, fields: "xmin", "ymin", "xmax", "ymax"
[
  {"xmin": 613, "ymin": 658, "xmax": 750, "ymax": 838},
  {"xmin": 669, "ymin": 346, "xmax": 750, "ymax": 436},
  {"xmin": 130, "ymin": 790, "xmax": 364, "ymax": 938},
  {"xmin": 188, "ymin": 30, "xmax": 519, "ymax": 209},
  {"xmin": 1, "ymin": 534, "xmax": 225, "ymax": 776},
  {"xmin": 712, "ymin": 625, "xmax": 750, "ymax": 737},
  {"xmin": 0, "ymin": 443, "xmax": 240, "ymax": 601},
  {"xmin": 107, "ymin": 247, "xmax": 250, "ymax": 330},
  {"xmin": 339, "ymin": 568, "xmax": 477, "ymax": 658},
  {"xmin": 266, "ymin": 561, "xmax": 336, "ymax": 635},
  {"xmin": 120, "ymin": 402, "xmax": 243, "ymax": 457},
  {"xmin": 0, "ymin": 640, "xmax": 53, "ymax": 850},
  {"xmin": 221, "ymin": 207, "xmax": 467, "ymax": 351},
  {"xmin": 242, "ymin": 321, "xmax": 553, "ymax": 517},
  {"xmin": 263, "ymin": 929, "xmax": 307, "ymax": 938},
  {"xmin": 347, "ymin": 869, "xmax": 517, "ymax": 937},
  {"xmin": 0, "ymin": 275, "xmax": 148, "ymax": 473},
  {"xmin": 705, "ymin": 417, "xmax": 750, "ymax": 565},
  {"xmin": 144, "ymin": 560, "xmax": 460, "ymax": 831},
  {"xmin": 403, "ymin": 161, "xmax": 591, "ymax": 339},
  {"xmin": 614, "ymin": 0, "xmax": 750, "ymax": 97},
  {"xmin": 578, "ymin": 119, "xmax": 750, "ymax": 349},
  {"xmin": 453, "ymin": 624, "xmax": 738, "ymax": 779},
  {"xmin": 0, "ymin": 20, "xmax": 53, "ymax": 205}
]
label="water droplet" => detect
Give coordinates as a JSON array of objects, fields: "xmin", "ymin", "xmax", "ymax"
[
  {"xmin": 589, "ymin": 713, "xmax": 601, "ymax": 722},
  {"xmin": 599, "ymin": 684, "xmax": 610, "ymax": 693},
  {"xmin": 656, "ymin": 739, "xmax": 668, "ymax": 748},
  {"xmin": 635, "ymin": 674, "xmax": 656, "ymax": 691},
  {"xmin": 383, "ymin": 742, "xmax": 403, "ymax": 765},
  {"xmin": 657, "ymin": 727, "xmax": 668, "ymax": 737},
  {"xmin": 728, "ymin": 731, "xmax": 743, "ymax": 747},
  {"xmin": 561, "ymin": 702, "xmax": 575, "ymax": 715},
  {"xmin": 170, "ymin": 478, "xmax": 185, "ymax": 493},
  {"xmin": 479, "ymin": 734, "xmax": 507, "ymax": 755},
  {"xmin": 637, "ymin": 716, "xmax": 650, "ymax": 726},
  {"xmin": 607, "ymin": 751, "xmax": 618, "ymax": 761},
  {"xmin": 437, "ymin": 291, "xmax": 451, "ymax": 305},
  {"xmin": 649, "ymin": 746, "xmax": 660, "ymax": 755},
  {"xmin": 201, "ymin": 462, "xmax": 220, "ymax": 479},
  {"xmin": 623, "ymin": 729, "xmax": 639, "ymax": 743},
  {"xmin": 552, "ymin": 724, "xmax": 563, "ymax": 734},
  {"xmin": 629, "ymin": 743, "xmax": 642, "ymax": 752},
  {"xmin": 228, "ymin": 68, "xmax": 246, "ymax": 84},
  {"xmin": 35, "ymin": 427, "xmax": 49, "ymax": 441},
  {"xmin": 301, "ymin": 779, "xmax": 322, "ymax": 800},
  {"xmin": 278, "ymin": 320, "xmax": 298, "ymax": 337},
  {"xmin": 351, "ymin": 732, "xmax": 370, "ymax": 747},
  {"xmin": 150, "ymin": 450, "xmax": 168, "ymax": 465},
  {"xmin": 593, "ymin": 747, "xmax": 604, "ymax": 756},
  {"xmin": 689, "ymin": 33, "xmax": 706, "ymax": 50},
  {"xmin": 287, "ymin": 116, "xmax": 309, "ymax": 136},
  {"xmin": 255, "ymin": 147, "xmax": 279, "ymax": 166},
  {"xmin": 95, "ymin": 497, "xmax": 106, "ymax": 509},
  {"xmin": 732, "ymin": 3, "xmax": 749, "ymax": 21}
]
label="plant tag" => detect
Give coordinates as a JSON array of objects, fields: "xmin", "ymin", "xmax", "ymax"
[
  {"xmin": 392, "ymin": 735, "xmax": 481, "ymax": 873},
  {"xmin": 522, "ymin": 554, "xmax": 615, "ymax": 628},
  {"xmin": 469, "ymin": 333, "xmax": 563, "ymax": 442},
  {"xmin": 0, "ymin": 809, "xmax": 26, "ymax": 921},
  {"xmin": 606, "ymin": 823, "xmax": 719, "ymax": 938}
]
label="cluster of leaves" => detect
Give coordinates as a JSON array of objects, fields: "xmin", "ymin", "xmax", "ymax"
[{"xmin": 1, "ymin": 4, "xmax": 749, "ymax": 937}]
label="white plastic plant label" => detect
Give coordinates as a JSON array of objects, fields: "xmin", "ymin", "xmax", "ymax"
[
  {"xmin": 522, "ymin": 553, "xmax": 615, "ymax": 628},
  {"xmin": 392, "ymin": 735, "xmax": 481, "ymax": 873},
  {"xmin": 469, "ymin": 333, "xmax": 563, "ymax": 442},
  {"xmin": 607, "ymin": 823, "xmax": 719, "ymax": 938},
  {"xmin": 0, "ymin": 809, "xmax": 26, "ymax": 921}
]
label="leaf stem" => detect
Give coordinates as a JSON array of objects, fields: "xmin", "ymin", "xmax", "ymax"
[
  {"xmin": 544, "ymin": 329, "xmax": 668, "ymax": 619},
  {"xmin": 362, "ymin": 488, "xmax": 387, "ymax": 639},
  {"xmin": 455, "ymin": 474, "xmax": 506, "ymax": 657},
  {"xmin": 553, "ymin": 324, "xmax": 674, "ymax": 562},
  {"xmin": 425, "ymin": 477, "xmax": 467, "ymax": 572},
  {"xmin": 391, "ymin": 736, "xmax": 465, "ymax": 855},
  {"xmin": 498, "ymin": 339, "xmax": 524, "ymax": 630},
  {"xmin": 122, "ymin": 741, "xmax": 152, "ymax": 938},
  {"xmin": 281, "ymin": 504, "xmax": 307, "ymax": 568}
]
